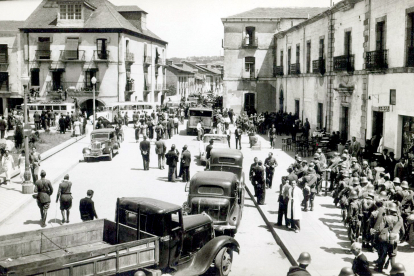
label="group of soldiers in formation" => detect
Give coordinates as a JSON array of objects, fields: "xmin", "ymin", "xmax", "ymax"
[{"xmin": 279, "ymin": 147, "xmax": 413, "ymax": 275}]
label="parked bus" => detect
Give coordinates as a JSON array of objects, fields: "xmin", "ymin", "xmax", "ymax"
[
  {"xmin": 186, "ymin": 106, "xmax": 213, "ymax": 135},
  {"xmin": 96, "ymin": 102, "xmax": 158, "ymax": 123},
  {"xmin": 21, "ymin": 101, "xmax": 76, "ymax": 118}
]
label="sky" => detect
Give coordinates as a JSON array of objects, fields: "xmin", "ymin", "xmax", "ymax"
[{"xmin": 0, "ymin": 0, "xmax": 332, "ymax": 58}]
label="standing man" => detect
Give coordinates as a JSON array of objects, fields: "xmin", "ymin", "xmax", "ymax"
[
  {"xmin": 33, "ymin": 112, "xmax": 41, "ymax": 130},
  {"xmin": 264, "ymin": 152, "xmax": 278, "ymax": 189},
  {"xmin": 303, "ymin": 118, "xmax": 310, "ymax": 140},
  {"xmin": 287, "ymin": 252, "xmax": 312, "ymax": 276},
  {"xmin": 33, "ymin": 170, "xmax": 53, "ymax": 227},
  {"xmin": 0, "ymin": 116, "xmax": 7, "ymax": 139},
  {"xmin": 167, "ymin": 116, "xmax": 174, "ymax": 139},
  {"xmin": 349, "ymin": 136, "xmax": 361, "ymax": 158},
  {"xmin": 79, "ymin": 190, "xmax": 98, "ymax": 221},
  {"xmin": 235, "ymin": 125, "xmax": 242, "ymax": 150},
  {"xmin": 173, "ymin": 116, "xmax": 179, "ymax": 135},
  {"xmin": 228, "ymin": 109, "xmax": 234, "ymax": 124},
  {"xmin": 196, "ymin": 119, "xmax": 203, "ymax": 141},
  {"xmin": 249, "ymin": 157, "xmax": 259, "ymax": 197},
  {"xmin": 29, "ymin": 146, "xmax": 41, "ymax": 184},
  {"xmin": 181, "ymin": 145, "xmax": 191, "ymax": 183},
  {"xmin": 277, "ymin": 177, "xmax": 291, "ymax": 227},
  {"xmin": 139, "ymin": 136, "xmax": 151, "ymax": 170},
  {"xmin": 268, "ymin": 124, "xmax": 277, "ymax": 149},
  {"xmin": 254, "ymin": 160, "xmax": 266, "ymax": 205},
  {"xmin": 155, "ymin": 137, "xmax": 167, "ymax": 170},
  {"xmin": 165, "ymin": 145, "xmax": 179, "ymax": 182},
  {"xmin": 56, "ymin": 174, "xmax": 72, "ymax": 224},
  {"xmin": 205, "ymin": 140, "xmax": 214, "ymax": 167},
  {"xmin": 287, "ymin": 179, "xmax": 303, "ymax": 233}
]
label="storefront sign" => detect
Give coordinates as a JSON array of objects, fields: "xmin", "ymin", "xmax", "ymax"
[{"xmin": 378, "ymin": 106, "xmax": 390, "ymax": 112}]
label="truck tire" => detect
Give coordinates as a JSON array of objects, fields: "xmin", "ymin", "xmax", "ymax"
[
  {"xmin": 84, "ymin": 157, "xmax": 89, "ymax": 163},
  {"xmin": 214, "ymin": 247, "xmax": 233, "ymax": 276}
]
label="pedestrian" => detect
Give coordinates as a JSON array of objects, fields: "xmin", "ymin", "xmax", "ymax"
[
  {"xmin": 0, "ymin": 116, "xmax": 7, "ymax": 139},
  {"xmin": 197, "ymin": 119, "xmax": 203, "ymax": 141},
  {"xmin": 224, "ymin": 123, "xmax": 231, "ymax": 148},
  {"xmin": 124, "ymin": 112, "xmax": 128, "ymax": 126},
  {"xmin": 155, "ymin": 137, "xmax": 167, "ymax": 170},
  {"xmin": 59, "ymin": 115, "xmax": 65, "ymax": 134},
  {"xmin": 33, "ymin": 170, "xmax": 53, "ymax": 227},
  {"xmin": 173, "ymin": 116, "xmax": 179, "ymax": 135},
  {"xmin": 134, "ymin": 119, "xmax": 141, "ymax": 142},
  {"xmin": 349, "ymin": 136, "xmax": 361, "ymax": 158},
  {"xmin": 17, "ymin": 149, "xmax": 27, "ymax": 183},
  {"xmin": 165, "ymin": 144, "xmax": 179, "ymax": 182},
  {"xmin": 277, "ymin": 176, "xmax": 291, "ymax": 227},
  {"xmin": 268, "ymin": 124, "xmax": 277, "ymax": 149},
  {"xmin": 55, "ymin": 174, "xmax": 72, "ymax": 224},
  {"xmin": 254, "ymin": 160, "xmax": 266, "ymax": 205},
  {"xmin": 287, "ymin": 179, "xmax": 303, "ymax": 233},
  {"xmin": 264, "ymin": 152, "xmax": 278, "ymax": 189},
  {"xmin": 205, "ymin": 139, "xmax": 214, "ymax": 167},
  {"xmin": 1, "ymin": 150, "xmax": 15, "ymax": 185},
  {"xmin": 140, "ymin": 136, "xmax": 150, "ymax": 170},
  {"xmin": 33, "ymin": 112, "xmax": 40, "ymax": 130},
  {"xmin": 79, "ymin": 190, "xmax": 98, "ymax": 221},
  {"xmin": 228, "ymin": 109, "xmax": 234, "ymax": 124},
  {"xmin": 147, "ymin": 118, "xmax": 154, "ymax": 140},
  {"xmin": 73, "ymin": 118, "xmax": 81, "ymax": 137},
  {"xmin": 167, "ymin": 116, "xmax": 174, "ymax": 139},
  {"xmin": 287, "ymin": 252, "xmax": 312, "ymax": 276},
  {"xmin": 249, "ymin": 157, "xmax": 259, "ymax": 196},
  {"xmin": 235, "ymin": 125, "xmax": 242, "ymax": 150},
  {"xmin": 350, "ymin": 242, "xmax": 371, "ymax": 276},
  {"xmin": 181, "ymin": 145, "xmax": 191, "ymax": 182},
  {"xmin": 29, "ymin": 146, "xmax": 41, "ymax": 184}
]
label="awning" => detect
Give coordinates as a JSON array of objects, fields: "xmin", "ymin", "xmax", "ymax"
[{"xmin": 65, "ymin": 38, "xmax": 79, "ymax": 59}]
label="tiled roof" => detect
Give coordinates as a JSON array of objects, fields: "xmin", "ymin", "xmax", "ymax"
[
  {"xmin": 115, "ymin": 5, "xmax": 146, "ymax": 13},
  {"xmin": 195, "ymin": 65, "xmax": 221, "ymax": 75},
  {"xmin": 0, "ymin": 21, "xmax": 24, "ymax": 32},
  {"xmin": 21, "ymin": 0, "xmax": 166, "ymax": 44},
  {"xmin": 226, "ymin": 7, "xmax": 329, "ymax": 19},
  {"xmin": 168, "ymin": 64, "xmax": 195, "ymax": 74}
]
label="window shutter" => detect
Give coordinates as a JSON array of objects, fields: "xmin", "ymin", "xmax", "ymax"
[
  {"xmin": 65, "ymin": 38, "xmax": 79, "ymax": 59},
  {"xmin": 0, "ymin": 45, "xmax": 7, "ymax": 63}
]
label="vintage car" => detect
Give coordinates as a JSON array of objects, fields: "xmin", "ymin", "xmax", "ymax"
[
  {"xmin": 184, "ymin": 171, "xmax": 244, "ymax": 237},
  {"xmin": 199, "ymin": 134, "xmax": 229, "ymax": 165},
  {"xmin": 209, "ymin": 149, "xmax": 245, "ymax": 184},
  {"xmin": 82, "ymin": 128, "xmax": 120, "ymax": 162}
]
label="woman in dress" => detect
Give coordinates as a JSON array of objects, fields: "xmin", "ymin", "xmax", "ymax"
[
  {"xmin": 17, "ymin": 150, "xmax": 26, "ymax": 183},
  {"xmin": 73, "ymin": 119, "xmax": 81, "ymax": 137},
  {"xmin": 2, "ymin": 150, "xmax": 15, "ymax": 185}
]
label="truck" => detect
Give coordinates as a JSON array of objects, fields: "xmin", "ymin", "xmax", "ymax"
[{"xmin": 0, "ymin": 197, "xmax": 239, "ymax": 276}]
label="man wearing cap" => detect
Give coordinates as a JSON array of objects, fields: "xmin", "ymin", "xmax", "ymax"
[
  {"xmin": 79, "ymin": 190, "xmax": 98, "ymax": 221},
  {"xmin": 34, "ymin": 170, "xmax": 53, "ymax": 227},
  {"xmin": 328, "ymin": 152, "xmax": 341, "ymax": 191},
  {"xmin": 361, "ymin": 161, "xmax": 373, "ymax": 182},
  {"xmin": 350, "ymin": 242, "xmax": 371, "ymax": 276},
  {"xmin": 181, "ymin": 145, "xmax": 191, "ymax": 183},
  {"xmin": 29, "ymin": 146, "xmax": 41, "ymax": 184},
  {"xmin": 339, "ymin": 153, "xmax": 350, "ymax": 172},
  {"xmin": 264, "ymin": 152, "xmax": 278, "ymax": 189},
  {"xmin": 254, "ymin": 160, "xmax": 266, "ymax": 205},
  {"xmin": 349, "ymin": 136, "xmax": 361, "ymax": 159},
  {"xmin": 165, "ymin": 145, "xmax": 179, "ymax": 182},
  {"xmin": 316, "ymin": 148, "xmax": 327, "ymax": 165},
  {"xmin": 278, "ymin": 177, "xmax": 291, "ymax": 227},
  {"xmin": 140, "ymin": 136, "xmax": 151, "ymax": 170},
  {"xmin": 351, "ymin": 177, "xmax": 363, "ymax": 198},
  {"xmin": 287, "ymin": 252, "xmax": 311, "ymax": 275},
  {"xmin": 287, "ymin": 167, "xmax": 298, "ymax": 184},
  {"xmin": 350, "ymin": 157, "xmax": 361, "ymax": 176},
  {"xmin": 287, "ymin": 180, "xmax": 304, "ymax": 233},
  {"xmin": 303, "ymin": 168, "xmax": 318, "ymax": 211},
  {"xmin": 56, "ymin": 174, "xmax": 72, "ymax": 224},
  {"xmin": 347, "ymin": 190, "xmax": 361, "ymax": 238},
  {"xmin": 249, "ymin": 157, "xmax": 259, "ymax": 197}
]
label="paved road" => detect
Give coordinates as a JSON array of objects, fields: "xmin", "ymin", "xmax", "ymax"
[{"xmin": 0, "ymin": 124, "xmax": 291, "ymax": 275}]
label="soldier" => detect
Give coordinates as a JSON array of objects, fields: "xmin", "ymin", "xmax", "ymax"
[
  {"xmin": 254, "ymin": 160, "xmax": 266, "ymax": 205},
  {"xmin": 287, "ymin": 252, "xmax": 311, "ymax": 276},
  {"xmin": 350, "ymin": 157, "xmax": 362, "ymax": 176},
  {"xmin": 139, "ymin": 136, "xmax": 150, "ymax": 171},
  {"xmin": 235, "ymin": 125, "xmax": 242, "ymax": 150},
  {"xmin": 399, "ymin": 181, "xmax": 414, "ymax": 241},
  {"xmin": 328, "ymin": 152, "xmax": 341, "ymax": 191},
  {"xmin": 268, "ymin": 124, "xmax": 277, "ymax": 149},
  {"xmin": 347, "ymin": 190, "xmax": 361, "ymax": 242},
  {"xmin": 389, "ymin": 263, "xmax": 406, "ymax": 276},
  {"xmin": 55, "ymin": 174, "xmax": 73, "ymax": 224},
  {"xmin": 303, "ymin": 168, "xmax": 318, "ymax": 212},
  {"xmin": 165, "ymin": 145, "xmax": 179, "ymax": 182},
  {"xmin": 249, "ymin": 157, "xmax": 259, "ymax": 197},
  {"xmin": 361, "ymin": 160, "xmax": 374, "ymax": 182},
  {"xmin": 264, "ymin": 152, "xmax": 278, "ymax": 189},
  {"xmin": 361, "ymin": 191, "xmax": 376, "ymax": 249},
  {"xmin": 154, "ymin": 137, "xmax": 167, "ymax": 170},
  {"xmin": 316, "ymin": 148, "xmax": 327, "ymax": 166},
  {"xmin": 33, "ymin": 170, "xmax": 53, "ymax": 228}
]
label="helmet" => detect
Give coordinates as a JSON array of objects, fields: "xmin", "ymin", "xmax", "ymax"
[
  {"xmin": 349, "ymin": 190, "xmax": 358, "ymax": 199},
  {"xmin": 297, "ymin": 252, "xmax": 311, "ymax": 265},
  {"xmin": 343, "ymin": 149, "xmax": 349, "ymax": 154},
  {"xmin": 351, "ymin": 157, "xmax": 357, "ymax": 162},
  {"xmin": 133, "ymin": 271, "xmax": 146, "ymax": 276},
  {"xmin": 360, "ymin": 177, "xmax": 368, "ymax": 184},
  {"xmin": 334, "ymin": 152, "xmax": 340, "ymax": 156},
  {"xmin": 366, "ymin": 183, "xmax": 375, "ymax": 192},
  {"xmin": 314, "ymin": 153, "xmax": 320, "ymax": 159},
  {"xmin": 367, "ymin": 191, "xmax": 375, "ymax": 198},
  {"xmin": 388, "ymin": 202, "xmax": 398, "ymax": 213},
  {"xmin": 401, "ymin": 181, "xmax": 409, "ymax": 189},
  {"xmin": 338, "ymin": 267, "xmax": 355, "ymax": 276},
  {"xmin": 341, "ymin": 154, "xmax": 348, "ymax": 159},
  {"xmin": 317, "ymin": 148, "xmax": 322, "ymax": 153},
  {"xmin": 393, "ymin": 177, "xmax": 401, "ymax": 184},
  {"xmin": 379, "ymin": 191, "xmax": 388, "ymax": 200},
  {"xmin": 352, "ymin": 177, "xmax": 360, "ymax": 185},
  {"xmin": 390, "ymin": 263, "xmax": 406, "ymax": 274},
  {"xmin": 362, "ymin": 160, "xmax": 368, "ymax": 165},
  {"xmin": 307, "ymin": 168, "xmax": 315, "ymax": 174},
  {"xmin": 342, "ymin": 171, "xmax": 350, "ymax": 177}
]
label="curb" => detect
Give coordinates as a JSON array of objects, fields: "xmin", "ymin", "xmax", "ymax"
[{"xmin": 244, "ymin": 184, "xmax": 298, "ymax": 267}]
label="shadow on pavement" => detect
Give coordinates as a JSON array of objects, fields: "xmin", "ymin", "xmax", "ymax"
[
  {"xmin": 320, "ymin": 204, "xmax": 338, "ymax": 209},
  {"xmin": 244, "ymin": 204, "xmax": 256, "ymax": 208},
  {"xmin": 268, "ymin": 210, "xmax": 278, "ymax": 215},
  {"xmin": 396, "ymin": 243, "xmax": 414, "ymax": 253},
  {"xmin": 24, "ymin": 220, "xmax": 42, "ymax": 226},
  {"xmin": 319, "ymin": 218, "xmax": 349, "ymax": 242},
  {"xmin": 320, "ymin": 246, "xmax": 350, "ymax": 255}
]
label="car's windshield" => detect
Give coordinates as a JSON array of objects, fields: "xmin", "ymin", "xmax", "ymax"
[
  {"xmin": 91, "ymin": 133, "xmax": 109, "ymax": 139},
  {"xmin": 203, "ymin": 136, "xmax": 227, "ymax": 144}
]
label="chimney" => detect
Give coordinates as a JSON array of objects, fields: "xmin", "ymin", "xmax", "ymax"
[{"xmin": 140, "ymin": 12, "xmax": 147, "ymax": 31}]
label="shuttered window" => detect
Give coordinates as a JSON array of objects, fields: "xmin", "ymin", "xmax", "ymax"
[
  {"xmin": 376, "ymin": 21, "xmax": 386, "ymax": 51},
  {"xmin": 319, "ymin": 38, "xmax": 324, "ymax": 58},
  {"xmin": 96, "ymin": 39, "xmax": 107, "ymax": 59},
  {"xmin": 280, "ymin": 50, "xmax": 283, "ymax": 66},
  {"xmin": 0, "ymin": 72, "xmax": 8, "ymax": 91},
  {"xmin": 0, "ymin": 45, "xmax": 8, "ymax": 63},
  {"xmin": 306, "ymin": 42, "xmax": 311, "ymax": 73},
  {"xmin": 344, "ymin": 31, "xmax": 352, "ymax": 56},
  {"xmin": 65, "ymin": 38, "xmax": 79, "ymax": 60},
  {"xmin": 406, "ymin": 13, "xmax": 414, "ymax": 66}
]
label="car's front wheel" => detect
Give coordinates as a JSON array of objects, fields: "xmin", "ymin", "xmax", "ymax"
[{"xmin": 214, "ymin": 247, "xmax": 233, "ymax": 276}]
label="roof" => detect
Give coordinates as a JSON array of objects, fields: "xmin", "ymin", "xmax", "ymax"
[
  {"xmin": 119, "ymin": 197, "xmax": 181, "ymax": 215},
  {"xmin": 21, "ymin": 0, "xmax": 166, "ymax": 44},
  {"xmin": 189, "ymin": 106, "xmax": 213, "ymax": 111},
  {"xmin": 195, "ymin": 65, "xmax": 221, "ymax": 75},
  {"xmin": 0, "ymin": 21, "xmax": 24, "ymax": 32},
  {"xmin": 183, "ymin": 214, "xmax": 213, "ymax": 230},
  {"xmin": 225, "ymin": 7, "xmax": 329, "ymax": 19},
  {"xmin": 91, "ymin": 128, "xmax": 114, "ymax": 134},
  {"xmin": 203, "ymin": 134, "xmax": 228, "ymax": 138},
  {"xmin": 210, "ymin": 148, "xmax": 243, "ymax": 159},
  {"xmin": 168, "ymin": 64, "xmax": 195, "ymax": 74},
  {"xmin": 190, "ymin": 171, "xmax": 237, "ymax": 186},
  {"xmin": 115, "ymin": 5, "xmax": 147, "ymax": 13}
]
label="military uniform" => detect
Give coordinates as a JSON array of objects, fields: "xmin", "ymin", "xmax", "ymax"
[
  {"xmin": 249, "ymin": 161, "xmax": 259, "ymax": 196},
  {"xmin": 264, "ymin": 156, "xmax": 278, "ymax": 189},
  {"xmin": 254, "ymin": 165, "xmax": 266, "ymax": 205},
  {"xmin": 34, "ymin": 177, "xmax": 53, "ymax": 227},
  {"xmin": 56, "ymin": 180, "xmax": 72, "ymax": 211}
]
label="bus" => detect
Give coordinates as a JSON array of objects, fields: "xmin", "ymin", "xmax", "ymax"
[
  {"xmin": 21, "ymin": 101, "xmax": 76, "ymax": 118},
  {"xmin": 95, "ymin": 102, "xmax": 158, "ymax": 123},
  {"xmin": 186, "ymin": 106, "xmax": 213, "ymax": 135}
]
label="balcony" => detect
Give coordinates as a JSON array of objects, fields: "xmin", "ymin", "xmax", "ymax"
[
  {"xmin": 155, "ymin": 58, "xmax": 166, "ymax": 66},
  {"xmin": 125, "ymin": 52, "xmax": 134, "ymax": 63},
  {"xmin": 0, "ymin": 83, "xmax": 9, "ymax": 92},
  {"xmin": 406, "ymin": 47, "xmax": 414, "ymax": 67},
  {"xmin": 290, "ymin": 63, "xmax": 301, "ymax": 75},
  {"xmin": 144, "ymin": 56, "xmax": 152, "ymax": 66},
  {"xmin": 49, "ymin": 81, "xmax": 100, "ymax": 93},
  {"xmin": 60, "ymin": 50, "xmax": 85, "ymax": 62},
  {"xmin": 242, "ymin": 70, "xmax": 256, "ymax": 80},
  {"xmin": 333, "ymin": 55, "xmax": 354, "ymax": 72},
  {"xmin": 273, "ymin": 66, "xmax": 284, "ymax": 76},
  {"xmin": 125, "ymin": 81, "xmax": 135, "ymax": 93},
  {"xmin": 155, "ymin": 83, "xmax": 166, "ymax": 91},
  {"xmin": 35, "ymin": 50, "xmax": 52, "ymax": 61},
  {"xmin": 93, "ymin": 50, "xmax": 109, "ymax": 62},
  {"xmin": 312, "ymin": 58, "xmax": 326, "ymax": 74},
  {"xmin": 242, "ymin": 37, "xmax": 258, "ymax": 48},
  {"xmin": 365, "ymin": 50, "xmax": 388, "ymax": 70}
]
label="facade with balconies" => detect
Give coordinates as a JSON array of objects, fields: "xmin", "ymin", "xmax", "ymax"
[{"xmin": 15, "ymin": 0, "xmax": 167, "ymax": 115}]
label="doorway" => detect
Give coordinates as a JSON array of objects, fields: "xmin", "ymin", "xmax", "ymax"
[
  {"xmin": 372, "ymin": 111, "xmax": 384, "ymax": 137},
  {"xmin": 52, "ymin": 71, "xmax": 62, "ymax": 91},
  {"xmin": 279, "ymin": 89, "xmax": 284, "ymax": 112},
  {"xmin": 317, "ymin": 103, "xmax": 323, "ymax": 129},
  {"xmin": 295, "ymin": 100, "xmax": 300, "ymax": 118},
  {"xmin": 244, "ymin": 93, "xmax": 255, "ymax": 115},
  {"xmin": 340, "ymin": 106, "xmax": 349, "ymax": 142}
]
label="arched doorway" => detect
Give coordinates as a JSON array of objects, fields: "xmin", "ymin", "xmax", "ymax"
[
  {"xmin": 79, "ymin": 99, "xmax": 105, "ymax": 118},
  {"xmin": 279, "ymin": 89, "xmax": 284, "ymax": 112}
]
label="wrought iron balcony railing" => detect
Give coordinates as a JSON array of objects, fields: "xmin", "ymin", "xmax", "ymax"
[
  {"xmin": 93, "ymin": 50, "xmax": 109, "ymax": 61},
  {"xmin": 312, "ymin": 58, "xmax": 326, "ymax": 74},
  {"xmin": 60, "ymin": 50, "xmax": 85, "ymax": 62},
  {"xmin": 290, "ymin": 63, "xmax": 301, "ymax": 75},
  {"xmin": 126, "ymin": 81, "xmax": 135, "ymax": 92},
  {"xmin": 406, "ymin": 47, "xmax": 414, "ymax": 67},
  {"xmin": 125, "ymin": 52, "xmax": 135, "ymax": 63},
  {"xmin": 49, "ymin": 81, "xmax": 100, "ymax": 92},
  {"xmin": 365, "ymin": 49, "xmax": 388, "ymax": 70},
  {"xmin": 144, "ymin": 56, "xmax": 152, "ymax": 65},
  {"xmin": 333, "ymin": 55, "xmax": 354, "ymax": 72},
  {"xmin": 273, "ymin": 66, "xmax": 284, "ymax": 76},
  {"xmin": 242, "ymin": 37, "xmax": 258, "ymax": 48},
  {"xmin": 35, "ymin": 50, "xmax": 51, "ymax": 60}
]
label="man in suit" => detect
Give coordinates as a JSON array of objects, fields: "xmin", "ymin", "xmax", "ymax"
[
  {"xmin": 165, "ymin": 145, "xmax": 179, "ymax": 182},
  {"xmin": 249, "ymin": 157, "xmax": 259, "ymax": 196},
  {"xmin": 33, "ymin": 170, "xmax": 53, "ymax": 227},
  {"xmin": 29, "ymin": 146, "xmax": 41, "ymax": 184},
  {"xmin": 140, "ymin": 136, "xmax": 151, "ymax": 170},
  {"xmin": 349, "ymin": 136, "xmax": 361, "ymax": 158},
  {"xmin": 0, "ymin": 116, "xmax": 6, "ymax": 139},
  {"xmin": 79, "ymin": 190, "xmax": 98, "ymax": 221},
  {"xmin": 55, "ymin": 174, "xmax": 73, "ymax": 224},
  {"xmin": 155, "ymin": 137, "xmax": 167, "ymax": 170},
  {"xmin": 254, "ymin": 160, "xmax": 266, "ymax": 205},
  {"xmin": 235, "ymin": 126, "xmax": 242, "ymax": 150},
  {"xmin": 264, "ymin": 152, "xmax": 278, "ymax": 189},
  {"xmin": 205, "ymin": 140, "xmax": 214, "ymax": 167},
  {"xmin": 167, "ymin": 117, "xmax": 174, "ymax": 139},
  {"xmin": 33, "ymin": 112, "xmax": 41, "ymax": 130},
  {"xmin": 59, "ymin": 115, "xmax": 66, "ymax": 134},
  {"xmin": 350, "ymin": 242, "xmax": 372, "ymax": 276},
  {"xmin": 181, "ymin": 145, "xmax": 191, "ymax": 182}
]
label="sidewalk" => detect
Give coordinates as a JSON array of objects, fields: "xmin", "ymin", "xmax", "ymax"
[
  {"xmin": 246, "ymin": 134, "xmax": 414, "ymax": 276},
  {"xmin": 0, "ymin": 128, "xmax": 91, "ymax": 227}
]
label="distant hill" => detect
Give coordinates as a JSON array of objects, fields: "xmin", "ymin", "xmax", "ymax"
[{"xmin": 169, "ymin": 56, "xmax": 224, "ymax": 64}]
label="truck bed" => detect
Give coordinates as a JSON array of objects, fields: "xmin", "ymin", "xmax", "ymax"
[{"xmin": 0, "ymin": 219, "xmax": 159, "ymax": 276}]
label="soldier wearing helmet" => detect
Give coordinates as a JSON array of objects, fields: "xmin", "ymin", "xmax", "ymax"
[
  {"xmin": 361, "ymin": 160, "xmax": 373, "ymax": 182},
  {"xmin": 339, "ymin": 153, "xmax": 350, "ymax": 171},
  {"xmin": 316, "ymin": 148, "xmax": 327, "ymax": 165},
  {"xmin": 338, "ymin": 267, "xmax": 355, "ymax": 276},
  {"xmin": 361, "ymin": 189, "xmax": 377, "ymax": 250},
  {"xmin": 350, "ymin": 157, "xmax": 361, "ymax": 176},
  {"xmin": 390, "ymin": 263, "xmax": 406, "ymax": 276},
  {"xmin": 347, "ymin": 190, "xmax": 361, "ymax": 241},
  {"xmin": 399, "ymin": 181, "xmax": 414, "ymax": 242},
  {"xmin": 350, "ymin": 242, "xmax": 371, "ymax": 276},
  {"xmin": 351, "ymin": 177, "xmax": 362, "ymax": 198},
  {"xmin": 328, "ymin": 152, "xmax": 341, "ymax": 191},
  {"xmin": 303, "ymin": 168, "xmax": 317, "ymax": 212},
  {"xmin": 287, "ymin": 252, "xmax": 312, "ymax": 276}
]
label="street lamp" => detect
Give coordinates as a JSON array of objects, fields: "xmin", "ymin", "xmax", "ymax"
[
  {"xmin": 91, "ymin": 76, "xmax": 97, "ymax": 129},
  {"xmin": 21, "ymin": 76, "xmax": 33, "ymax": 194}
]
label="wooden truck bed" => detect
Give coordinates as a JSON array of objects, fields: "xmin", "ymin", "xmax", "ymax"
[{"xmin": 0, "ymin": 219, "xmax": 159, "ymax": 276}]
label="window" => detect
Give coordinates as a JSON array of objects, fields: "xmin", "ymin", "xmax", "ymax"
[
  {"xmin": 60, "ymin": 4, "xmax": 82, "ymax": 20},
  {"xmin": 376, "ymin": 21, "xmax": 386, "ymax": 51},
  {"xmin": 280, "ymin": 50, "xmax": 283, "ymax": 66},
  {"xmin": 317, "ymin": 103, "xmax": 323, "ymax": 129},
  {"xmin": 306, "ymin": 41, "xmax": 311, "ymax": 73},
  {"xmin": 31, "ymin": 69, "xmax": 40, "ymax": 86},
  {"xmin": 344, "ymin": 31, "xmax": 352, "ymax": 56},
  {"xmin": 37, "ymin": 37, "xmax": 50, "ymax": 59},
  {"xmin": 288, "ymin": 48, "xmax": 291, "ymax": 75},
  {"xmin": 407, "ymin": 13, "xmax": 414, "ymax": 66},
  {"xmin": 0, "ymin": 44, "xmax": 7, "ymax": 63},
  {"xmin": 295, "ymin": 100, "xmax": 300, "ymax": 118},
  {"xmin": 85, "ymin": 70, "xmax": 97, "ymax": 89},
  {"xmin": 0, "ymin": 72, "xmax": 8, "ymax": 91},
  {"xmin": 96, "ymin": 39, "xmax": 107, "ymax": 59},
  {"xmin": 245, "ymin": 26, "xmax": 255, "ymax": 45},
  {"xmin": 244, "ymin": 56, "xmax": 255, "ymax": 78},
  {"xmin": 65, "ymin": 37, "xmax": 79, "ymax": 60},
  {"xmin": 319, "ymin": 38, "xmax": 325, "ymax": 58},
  {"xmin": 296, "ymin": 44, "xmax": 300, "ymax": 64}
]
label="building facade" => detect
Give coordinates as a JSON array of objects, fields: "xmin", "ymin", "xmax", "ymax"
[{"xmin": 165, "ymin": 62, "xmax": 195, "ymax": 101}]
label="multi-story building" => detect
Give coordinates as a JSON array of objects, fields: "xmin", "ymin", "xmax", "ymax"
[
  {"xmin": 0, "ymin": 21, "xmax": 24, "ymax": 114},
  {"xmin": 165, "ymin": 61, "xmax": 195, "ymax": 101},
  {"xmin": 222, "ymin": 7, "xmax": 328, "ymax": 114},
  {"xmin": 0, "ymin": 0, "xmax": 168, "ymax": 114},
  {"xmin": 182, "ymin": 61, "xmax": 223, "ymax": 95}
]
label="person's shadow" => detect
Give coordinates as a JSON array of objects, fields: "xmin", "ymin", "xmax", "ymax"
[{"xmin": 24, "ymin": 220, "xmax": 42, "ymax": 226}]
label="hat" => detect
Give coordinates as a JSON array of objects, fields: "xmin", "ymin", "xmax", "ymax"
[
  {"xmin": 349, "ymin": 190, "xmax": 358, "ymax": 199},
  {"xmin": 366, "ymin": 183, "xmax": 375, "ymax": 192},
  {"xmin": 388, "ymin": 202, "xmax": 398, "ymax": 213},
  {"xmin": 367, "ymin": 191, "xmax": 375, "ymax": 198},
  {"xmin": 351, "ymin": 157, "xmax": 357, "ymax": 162},
  {"xmin": 362, "ymin": 160, "xmax": 368, "ymax": 165},
  {"xmin": 307, "ymin": 168, "xmax": 315, "ymax": 174},
  {"xmin": 352, "ymin": 177, "xmax": 360, "ymax": 185},
  {"xmin": 313, "ymin": 153, "xmax": 320, "ymax": 159},
  {"xmin": 317, "ymin": 148, "xmax": 322, "ymax": 153},
  {"xmin": 334, "ymin": 152, "xmax": 340, "ymax": 156},
  {"xmin": 393, "ymin": 177, "xmax": 401, "ymax": 184},
  {"xmin": 360, "ymin": 177, "xmax": 368, "ymax": 184},
  {"xmin": 341, "ymin": 154, "xmax": 348, "ymax": 159},
  {"xmin": 401, "ymin": 181, "xmax": 409, "ymax": 189},
  {"xmin": 297, "ymin": 157, "xmax": 302, "ymax": 162},
  {"xmin": 40, "ymin": 170, "xmax": 46, "ymax": 177},
  {"xmin": 379, "ymin": 191, "xmax": 388, "ymax": 200},
  {"xmin": 343, "ymin": 149, "xmax": 349, "ymax": 153},
  {"xmin": 342, "ymin": 171, "xmax": 350, "ymax": 177},
  {"xmin": 183, "ymin": 145, "xmax": 188, "ymax": 150}
]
